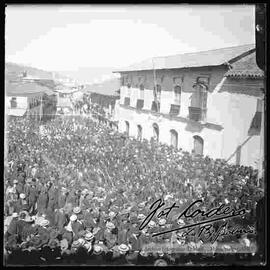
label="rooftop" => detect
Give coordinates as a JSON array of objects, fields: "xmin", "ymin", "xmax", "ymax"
[
  {"xmin": 5, "ymin": 81, "xmax": 56, "ymax": 97},
  {"xmin": 113, "ymin": 44, "xmax": 255, "ymax": 72},
  {"xmin": 225, "ymin": 51, "xmax": 264, "ymax": 79}
]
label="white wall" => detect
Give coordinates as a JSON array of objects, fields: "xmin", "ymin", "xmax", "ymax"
[{"xmin": 6, "ymin": 96, "xmax": 28, "ymax": 109}]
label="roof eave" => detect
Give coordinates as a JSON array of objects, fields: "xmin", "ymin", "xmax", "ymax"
[{"xmin": 113, "ymin": 64, "xmax": 228, "ymax": 73}]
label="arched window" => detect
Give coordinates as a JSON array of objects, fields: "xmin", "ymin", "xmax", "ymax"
[
  {"xmin": 153, "ymin": 123, "xmax": 159, "ymax": 142},
  {"xmin": 174, "ymin": 85, "xmax": 181, "ymax": 105},
  {"xmin": 170, "ymin": 129, "xmax": 178, "ymax": 149},
  {"xmin": 193, "ymin": 135, "xmax": 204, "ymax": 156},
  {"xmin": 125, "ymin": 121, "xmax": 130, "ymax": 136},
  {"xmin": 137, "ymin": 125, "xmax": 142, "ymax": 141}
]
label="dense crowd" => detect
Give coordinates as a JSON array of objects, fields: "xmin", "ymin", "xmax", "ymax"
[{"xmin": 4, "ymin": 115, "xmax": 264, "ymax": 265}]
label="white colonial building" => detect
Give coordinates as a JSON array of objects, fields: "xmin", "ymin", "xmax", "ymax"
[{"xmin": 113, "ymin": 44, "xmax": 264, "ymax": 169}]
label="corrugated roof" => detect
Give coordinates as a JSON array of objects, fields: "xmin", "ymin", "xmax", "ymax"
[
  {"xmin": 5, "ymin": 81, "xmax": 55, "ymax": 97},
  {"xmin": 225, "ymin": 51, "xmax": 264, "ymax": 78},
  {"xmin": 113, "ymin": 44, "xmax": 255, "ymax": 72}
]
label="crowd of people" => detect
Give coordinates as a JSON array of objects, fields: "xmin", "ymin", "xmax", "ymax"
[{"xmin": 4, "ymin": 114, "xmax": 264, "ymax": 265}]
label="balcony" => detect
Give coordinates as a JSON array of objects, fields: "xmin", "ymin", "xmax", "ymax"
[
  {"xmin": 188, "ymin": 107, "xmax": 206, "ymax": 122},
  {"xmin": 169, "ymin": 104, "xmax": 180, "ymax": 116},
  {"xmin": 124, "ymin": 97, "xmax": 130, "ymax": 106},
  {"xmin": 151, "ymin": 101, "xmax": 160, "ymax": 112},
  {"xmin": 136, "ymin": 99, "xmax": 144, "ymax": 110}
]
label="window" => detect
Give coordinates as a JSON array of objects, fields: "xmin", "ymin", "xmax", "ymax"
[
  {"xmin": 197, "ymin": 76, "xmax": 210, "ymax": 86},
  {"xmin": 189, "ymin": 83, "xmax": 208, "ymax": 121},
  {"xmin": 153, "ymin": 123, "xmax": 159, "ymax": 142},
  {"xmin": 125, "ymin": 121, "xmax": 130, "ymax": 136},
  {"xmin": 10, "ymin": 97, "xmax": 17, "ymax": 108},
  {"xmin": 174, "ymin": 85, "xmax": 181, "ymax": 105},
  {"xmin": 193, "ymin": 135, "xmax": 204, "ymax": 155},
  {"xmin": 137, "ymin": 125, "xmax": 142, "ymax": 141},
  {"xmin": 170, "ymin": 129, "xmax": 178, "ymax": 149},
  {"xmin": 173, "ymin": 77, "xmax": 183, "ymax": 85}
]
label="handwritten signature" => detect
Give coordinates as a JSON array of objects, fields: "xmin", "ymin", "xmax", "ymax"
[{"xmin": 139, "ymin": 199, "xmax": 247, "ymax": 237}]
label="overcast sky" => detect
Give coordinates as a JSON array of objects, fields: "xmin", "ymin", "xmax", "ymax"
[{"xmin": 5, "ymin": 4, "xmax": 255, "ymax": 83}]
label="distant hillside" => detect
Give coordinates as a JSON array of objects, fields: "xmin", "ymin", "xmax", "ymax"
[
  {"xmin": 84, "ymin": 78, "xmax": 121, "ymax": 96},
  {"xmin": 5, "ymin": 62, "xmax": 72, "ymax": 82}
]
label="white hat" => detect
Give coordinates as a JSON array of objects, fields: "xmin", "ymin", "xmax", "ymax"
[
  {"xmin": 138, "ymin": 214, "xmax": 146, "ymax": 220},
  {"xmin": 20, "ymin": 193, "xmax": 26, "ymax": 199},
  {"xmin": 177, "ymin": 219, "xmax": 185, "ymax": 226},
  {"xmin": 77, "ymin": 238, "xmax": 86, "ymax": 246},
  {"xmin": 13, "ymin": 179, "xmax": 18, "ymax": 184},
  {"xmin": 85, "ymin": 232, "xmax": 94, "ymax": 241},
  {"xmin": 109, "ymin": 211, "xmax": 116, "ymax": 218},
  {"xmin": 73, "ymin": 207, "xmax": 81, "ymax": 214},
  {"xmin": 40, "ymin": 219, "xmax": 50, "ymax": 227},
  {"xmin": 118, "ymin": 244, "xmax": 129, "ymax": 254},
  {"xmin": 106, "ymin": 222, "xmax": 115, "ymax": 229},
  {"xmin": 70, "ymin": 214, "xmax": 77, "ymax": 221},
  {"xmin": 148, "ymin": 221, "xmax": 156, "ymax": 228},
  {"xmin": 159, "ymin": 219, "xmax": 166, "ymax": 226},
  {"xmin": 84, "ymin": 242, "xmax": 92, "ymax": 251},
  {"xmin": 93, "ymin": 244, "xmax": 103, "ymax": 255},
  {"xmin": 12, "ymin": 212, "xmax": 18, "ymax": 218}
]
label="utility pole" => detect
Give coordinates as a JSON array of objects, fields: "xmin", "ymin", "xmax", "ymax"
[
  {"xmin": 39, "ymin": 95, "xmax": 43, "ymax": 121},
  {"xmin": 152, "ymin": 58, "xmax": 159, "ymax": 112}
]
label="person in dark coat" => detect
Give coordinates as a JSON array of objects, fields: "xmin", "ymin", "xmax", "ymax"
[
  {"xmin": 54, "ymin": 208, "xmax": 68, "ymax": 231},
  {"xmin": 36, "ymin": 187, "xmax": 48, "ymax": 215}
]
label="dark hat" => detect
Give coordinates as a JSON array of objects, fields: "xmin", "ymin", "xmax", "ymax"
[
  {"xmin": 48, "ymin": 238, "xmax": 60, "ymax": 249},
  {"xmin": 39, "ymin": 231, "xmax": 50, "ymax": 246},
  {"xmin": 30, "ymin": 236, "xmax": 43, "ymax": 249}
]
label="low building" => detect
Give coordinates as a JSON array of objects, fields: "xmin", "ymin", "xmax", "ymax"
[
  {"xmin": 5, "ymin": 80, "xmax": 57, "ymax": 121},
  {"xmin": 113, "ymin": 44, "xmax": 264, "ymax": 168}
]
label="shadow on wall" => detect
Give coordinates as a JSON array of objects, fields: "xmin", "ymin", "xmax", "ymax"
[{"xmin": 185, "ymin": 122, "xmax": 203, "ymax": 133}]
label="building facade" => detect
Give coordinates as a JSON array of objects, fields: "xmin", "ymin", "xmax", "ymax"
[
  {"xmin": 5, "ymin": 81, "xmax": 57, "ymax": 121},
  {"xmin": 113, "ymin": 45, "xmax": 264, "ymax": 169}
]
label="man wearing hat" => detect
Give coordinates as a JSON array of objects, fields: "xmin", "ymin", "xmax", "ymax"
[
  {"xmin": 27, "ymin": 180, "xmax": 39, "ymax": 215},
  {"xmin": 36, "ymin": 187, "xmax": 48, "ymax": 216},
  {"xmin": 57, "ymin": 187, "xmax": 67, "ymax": 210},
  {"xmin": 14, "ymin": 193, "xmax": 29, "ymax": 213},
  {"xmin": 54, "ymin": 208, "xmax": 68, "ymax": 232},
  {"xmin": 70, "ymin": 213, "xmax": 85, "ymax": 240},
  {"xmin": 5, "ymin": 213, "xmax": 19, "ymax": 242},
  {"xmin": 104, "ymin": 222, "xmax": 117, "ymax": 249}
]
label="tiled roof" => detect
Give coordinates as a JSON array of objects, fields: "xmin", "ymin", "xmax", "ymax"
[
  {"xmin": 113, "ymin": 44, "xmax": 255, "ymax": 72},
  {"xmin": 225, "ymin": 51, "xmax": 264, "ymax": 78},
  {"xmin": 5, "ymin": 81, "xmax": 55, "ymax": 97}
]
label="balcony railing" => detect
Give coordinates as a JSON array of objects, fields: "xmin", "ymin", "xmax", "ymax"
[
  {"xmin": 169, "ymin": 104, "xmax": 180, "ymax": 116},
  {"xmin": 188, "ymin": 107, "xmax": 207, "ymax": 122},
  {"xmin": 151, "ymin": 101, "xmax": 160, "ymax": 112},
  {"xmin": 124, "ymin": 97, "xmax": 130, "ymax": 106}
]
